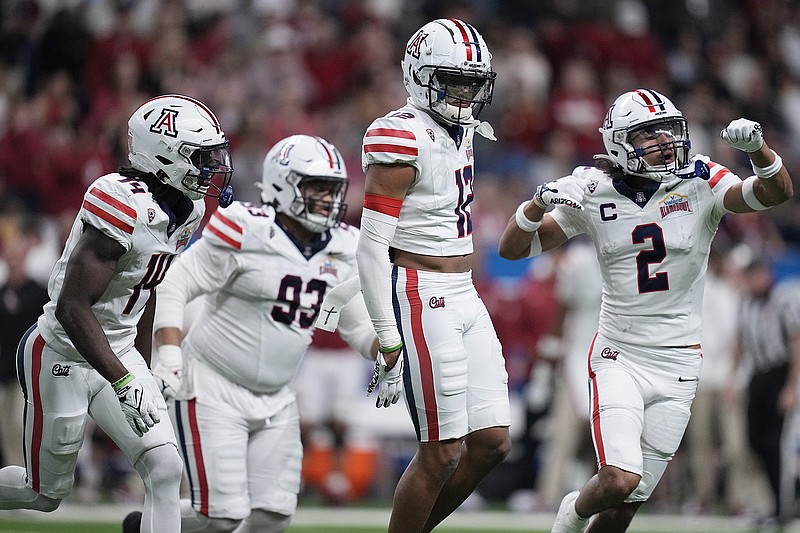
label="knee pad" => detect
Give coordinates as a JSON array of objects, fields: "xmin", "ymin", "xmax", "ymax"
[
  {"xmin": 37, "ymin": 413, "xmax": 85, "ymax": 497},
  {"xmin": 243, "ymin": 509, "xmax": 291, "ymax": 533},
  {"xmin": 136, "ymin": 444, "xmax": 183, "ymax": 488},
  {"xmin": 180, "ymin": 500, "xmax": 242, "ymax": 533},
  {"xmin": 205, "ymin": 516, "xmax": 242, "ymax": 532},
  {"xmin": 31, "ymin": 494, "xmax": 61, "ymax": 513}
]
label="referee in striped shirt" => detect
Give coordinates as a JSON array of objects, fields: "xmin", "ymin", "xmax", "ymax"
[{"xmin": 732, "ymin": 249, "xmax": 800, "ymax": 529}]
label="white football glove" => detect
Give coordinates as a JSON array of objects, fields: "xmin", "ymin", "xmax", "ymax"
[
  {"xmin": 367, "ymin": 352, "xmax": 403, "ymax": 408},
  {"xmin": 720, "ymin": 118, "xmax": 764, "ymax": 153},
  {"xmin": 152, "ymin": 344, "xmax": 182, "ymax": 400},
  {"xmin": 532, "ymin": 180, "xmax": 584, "ymax": 210},
  {"xmin": 314, "ymin": 276, "xmax": 361, "ymax": 332},
  {"xmin": 112, "ymin": 373, "xmax": 160, "ymax": 437}
]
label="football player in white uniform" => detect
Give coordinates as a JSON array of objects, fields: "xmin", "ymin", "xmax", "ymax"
[
  {"xmin": 358, "ymin": 19, "xmax": 512, "ymax": 533},
  {"xmin": 498, "ymin": 88, "xmax": 793, "ymax": 533},
  {"xmin": 150, "ymin": 134, "xmax": 380, "ymax": 533},
  {"xmin": 0, "ymin": 94, "xmax": 233, "ymax": 533}
]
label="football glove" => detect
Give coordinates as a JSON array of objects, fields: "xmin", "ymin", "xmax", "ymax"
[
  {"xmin": 112, "ymin": 373, "xmax": 160, "ymax": 437},
  {"xmin": 532, "ymin": 180, "xmax": 584, "ymax": 210},
  {"xmin": 314, "ymin": 276, "xmax": 361, "ymax": 332},
  {"xmin": 720, "ymin": 118, "xmax": 764, "ymax": 153},
  {"xmin": 152, "ymin": 344, "xmax": 183, "ymax": 400},
  {"xmin": 367, "ymin": 352, "xmax": 403, "ymax": 408}
]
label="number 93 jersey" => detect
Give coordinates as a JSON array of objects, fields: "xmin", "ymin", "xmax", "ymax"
[
  {"xmin": 362, "ymin": 102, "xmax": 478, "ymax": 256},
  {"xmin": 549, "ymin": 156, "xmax": 741, "ymax": 347},
  {"xmin": 38, "ymin": 173, "xmax": 206, "ymax": 361},
  {"xmin": 155, "ymin": 201, "xmax": 361, "ymax": 393}
]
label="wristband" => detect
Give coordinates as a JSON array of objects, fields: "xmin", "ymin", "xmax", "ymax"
[
  {"xmin": 156, "ymin": 344, "xmax": 182, "ymax": 366},
  {"xmin": 111, "ymin": 372, "xmax": 135, "ymax": 392},
  {"xmin": 751, "ymin": 150, "xmax": 782, "ymax": 179},
  {"xmin": 742, "ymin": 175, "xmax": 769, "ymax": 211},
  {"xmin": 515, "ymin": 202, "xmax": 542, "ymax": 232},
  {"xmin": 379, "ymin": 341, "xmax": 403, "ymax": 353}
]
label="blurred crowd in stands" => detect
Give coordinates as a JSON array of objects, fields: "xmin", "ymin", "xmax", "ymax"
[{"xmin": 0, "ymin": 0, "xmax": 798, "ymax": 520}]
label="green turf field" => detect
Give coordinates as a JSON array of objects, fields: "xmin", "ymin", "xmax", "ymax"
[
  {"xmin": 0, "ymin": 522, "xmax": 767, "ymax": 533},
  {"xmin": 0, "ymin": 505, "xmax": 779, "ymax": 533}
]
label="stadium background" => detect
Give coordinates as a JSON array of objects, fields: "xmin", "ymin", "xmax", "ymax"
[{"xmin": 0, "ymin": 0, "xmax": 798, "ymax": 531}]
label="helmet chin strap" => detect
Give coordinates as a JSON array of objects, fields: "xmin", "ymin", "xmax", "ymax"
[
  {"xmin": 408, "ymin": 98, "xmax": 497, "ymax": 140},
  {"xmin": 669, "ymin": 159, "xmax": 710, "ymax": 180},
  {"xmin": 218, "ymin": 185, "xmax": 234, "ymax": 207}
]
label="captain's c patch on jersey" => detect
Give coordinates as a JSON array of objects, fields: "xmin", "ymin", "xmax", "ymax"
[{"xmin": 658, "ymin": 193, "xmax": 693, "ymax": 219}]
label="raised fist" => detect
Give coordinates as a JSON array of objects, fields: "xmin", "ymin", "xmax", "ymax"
[{"xmin": 720, "ymin": 118, "xmax": 764, "ymax": 153}]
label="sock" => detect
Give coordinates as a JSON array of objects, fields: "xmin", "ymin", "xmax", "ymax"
[{"xmin": 567, "ymin": 498, "xmax": 588, "ymax": 527}]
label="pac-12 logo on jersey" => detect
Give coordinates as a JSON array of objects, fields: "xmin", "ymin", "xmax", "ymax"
[
  {"xmin": 407, "ymin": 29, "xmax": 427, "ymax": 59},
  {"xmin": 175, "ymin": 227, "xmax": 192, "ymax": 251},
  {"xmin": 149, "ymin": 108, "xmax": 179, "ymax": 138}
]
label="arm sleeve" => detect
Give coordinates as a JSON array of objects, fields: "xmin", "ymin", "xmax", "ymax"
[
  {"xmin": 356, "ymin": 205, "xmax": 402, "ymax": 350},
  {"xmin": 337, "ymin": 293, "xmax": 378, "ymax": 360},
  {"xmin": 153, "ymin": 237, "xmax": 239, "ymax": 331}
]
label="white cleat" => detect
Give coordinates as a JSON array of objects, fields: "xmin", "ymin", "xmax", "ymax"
[{"xmin": 551, "ymin": 491, "xmax": 588, "ymax": 533}]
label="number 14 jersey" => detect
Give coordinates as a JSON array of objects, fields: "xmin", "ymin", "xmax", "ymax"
[{"xmin": 38, "ymin": 173, "xmax": 206, "ymax": 362}]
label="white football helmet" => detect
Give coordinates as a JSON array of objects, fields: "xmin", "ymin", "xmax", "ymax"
[
  {"xmin": 402, "ymin": 18, "xmax": 496, "ymax": 126},
  {"xmin": 258, "ymin": 135, "xmax": 348, "ymax": 233},
  {"xmin": 128, "ymin": 94, "xmax": 233, "ymax": 201},
  {"xmin": 599, "ymin": 89, "xmax": 692, "ymax": 182}
]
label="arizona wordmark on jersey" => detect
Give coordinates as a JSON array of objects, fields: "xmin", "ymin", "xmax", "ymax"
[
  {"xmin": 39, "ymin": 173, "xmax": 205, "ymax": 361},
  {"xmin": 362, "ymin": 102, "xmax": 478, "ymax": 257},
  {"xmin": 549, "ymin": 156, "xmax": 740, "ymax": 346}
]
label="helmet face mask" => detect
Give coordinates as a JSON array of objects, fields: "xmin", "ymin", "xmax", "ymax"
[
  {"xmin": 128, "ymin": 94, "xmax": 233, "ymax": 200},
  {"xmin": 600, "ymin": 89, "xmax": 692, "ymax": 183},
  {"xmin": 259, "ymin": 135, "xmax": 348, "ymax": 233},
  {"xmin": 426, "ymin": 66, "xmax": 495, "ymax": 125},
  {"xmin": 403, "ymin": 19, "xmax": 496, "ymax": 126}
]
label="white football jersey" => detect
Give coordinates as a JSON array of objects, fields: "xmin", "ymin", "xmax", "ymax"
[
  {"xmin": 154, "ymin": 202, "xmax": 368, "ymax": 393},
  {"xmin": 38, "ymin": 173, "xmax": 205, "ymax": 361},
  {"xmin": 362, "ymin": 100, "xmax": 478, "ymax": 256},
  {"xmin": 550, "ymin": 156, "xmax": 740, "ymax": 346}
]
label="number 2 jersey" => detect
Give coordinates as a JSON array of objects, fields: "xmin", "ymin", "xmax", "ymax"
[
  {"xmin": 153, "ymin": 201, "xmax": 372, "ymax": 393},
  {"xmin": 549, "ymin": 156, "xmax": 741, "ymax": 347},
  {"xmin": 362, "ymin": 100, "xmax": 478, "ymax": 256},
  {"xmin": 38, "ymin": 173, "xmax": 206, "ymax": 361}
]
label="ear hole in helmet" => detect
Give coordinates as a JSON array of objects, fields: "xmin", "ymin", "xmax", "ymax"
[{"xmin": 155, "ymin": 155, "xmax": 173, "ymax": 166}]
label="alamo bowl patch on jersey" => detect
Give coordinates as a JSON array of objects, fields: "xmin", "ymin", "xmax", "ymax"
[
  {"xmin": 175, "ymin": 227, "xmax": 192, "ymax": 250},
  {"xmin": 319, "ymin": 257, "xmax": 339, "ymax": 277},
  {"xmin": 658, "ymin": 193, "xmax": 693, "ymax": 219}
]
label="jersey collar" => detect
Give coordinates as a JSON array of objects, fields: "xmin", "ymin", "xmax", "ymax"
[
  {"xmin": 274, "ymin": 217, "xmax": 331, "ymax": 260},
  {"xmin": 612, "ymin": 178, "xmax": 660, "ymax": 208}
]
